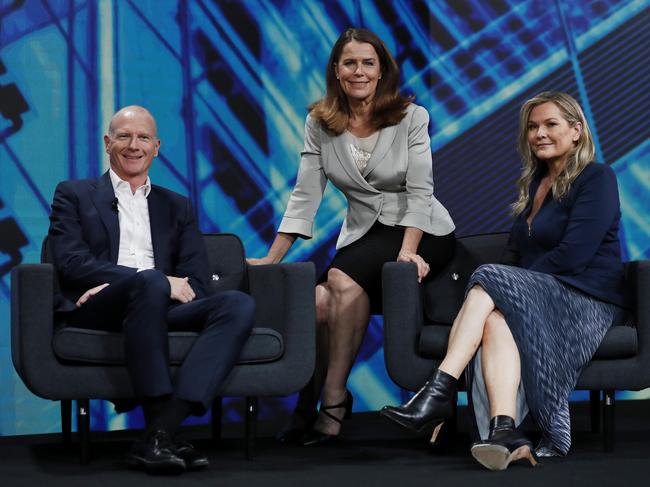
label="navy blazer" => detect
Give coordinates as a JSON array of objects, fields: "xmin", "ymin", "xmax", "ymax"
[
  {"xmin": 505, "ymin": 162, "xmax": 625, "ymax": 307},
  {"xmin": 48, "ymin": 171, "xmax": 211, "ymax": 312}
]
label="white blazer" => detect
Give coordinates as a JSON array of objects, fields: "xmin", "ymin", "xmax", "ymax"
[{"xmin": 278, "ymin": 103, "xmax": 455, "ymax": 249}]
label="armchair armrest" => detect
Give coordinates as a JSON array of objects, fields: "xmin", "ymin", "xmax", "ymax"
[
  {"xmin": 220, "ymin": 262, "xmax": 316, "ymax": 396},
  {"xmin": 578, "ymin": 258, "xmax": 650, "ymax": 390},
  {"xmin": 11, "ymin": 263, "xmax": 58, "ymax": 399},
  {"xmin": 382, "ymin": 262, "xmax": 436, "ymax": 391},
  {"xmin": 630, "ymin": 259, "xmax": 650, "ymax": 367}
]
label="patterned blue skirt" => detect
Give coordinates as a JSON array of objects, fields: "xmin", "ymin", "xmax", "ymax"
[{"xmin": 467, "ymin": 264, "xmax": 620, "ymax": 455}]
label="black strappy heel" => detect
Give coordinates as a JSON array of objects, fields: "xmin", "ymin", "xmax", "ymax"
[{"xmin": 301, "ymin": 391, "xmax": 354, "ymax": 446}]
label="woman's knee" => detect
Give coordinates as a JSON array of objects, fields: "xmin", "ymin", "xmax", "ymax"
[
  {"xmin": 326, "ymin": 268, "xmax": 362, "ymax": 297},
  {"xmin": 465, "ymin": 283, "xmax": 496, "ymax": 310}
]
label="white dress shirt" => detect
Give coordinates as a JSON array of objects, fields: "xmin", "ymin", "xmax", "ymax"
[{"xmin": 109, "ymin": 168, "xmax": 155, "ymax": 270}]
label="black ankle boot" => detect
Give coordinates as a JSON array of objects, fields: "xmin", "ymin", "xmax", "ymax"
[
  {"xmin": 470, "ymin": 415, "xmax": 538, "ymax": 470},
  {"xmin": 380, "ymin": 369, "xmax": 457, "ymax": 442}
]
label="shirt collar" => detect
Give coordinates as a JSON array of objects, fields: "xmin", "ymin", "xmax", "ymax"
[{"xmin": 109, "ymin": 168, "xmax": 151, "ymax": 197}]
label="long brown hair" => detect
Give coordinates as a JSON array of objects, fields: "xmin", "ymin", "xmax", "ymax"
[
  {"xmin": 511, "ymin": 91, "xmax": 595, "ymax": 216},
  {"xmin": 309, "ymin": 28, "xmax": 411, "ymax": 134}
]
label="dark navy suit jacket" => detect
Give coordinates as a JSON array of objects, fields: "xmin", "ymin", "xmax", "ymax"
[
  {"xmin": 48, "ymin": 171, "xmax": 211, "ymax": 312},
  {"xmin": 505, "ymin": 162, "xmax": 625, "ymax": 307}
]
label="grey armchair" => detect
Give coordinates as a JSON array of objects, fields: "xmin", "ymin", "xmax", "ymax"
[
  {"xmin": 382, "ymin": 232, "xmax": 650, "ymax": 451},
  {"xmin": 11, "ymin": 233, "xmax": 315, "ymax": 463}
]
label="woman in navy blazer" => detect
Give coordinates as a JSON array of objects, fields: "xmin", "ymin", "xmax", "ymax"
[
  {"xmin": 249, "ymin": 28, "xmax": 455, "ymax": 445},
  {"xmin": 382, "ymin": 92, "xmax": 627, "ymax": 470}
]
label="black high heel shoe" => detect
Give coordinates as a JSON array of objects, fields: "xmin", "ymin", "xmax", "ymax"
[
  {"xmin": 380, "ymin": 368, "xmax": 457, "ymax": 444},
  {"xmin": 301, "ymin": 391, "xmax": 354, "ymax": 446},
  {"xmin": 275, "ymin": 408, "xmax": 318, "ymax": 444},
  {"xmin": 470, "ymin": 415, "xmax": 539, "ymax": 470}
]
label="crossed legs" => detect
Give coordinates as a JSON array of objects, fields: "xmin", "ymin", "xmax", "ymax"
[{"xmin": 439, "ymin": 285, "xmax": 521, "ymax": 420}]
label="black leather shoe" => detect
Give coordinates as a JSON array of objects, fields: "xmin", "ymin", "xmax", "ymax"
[
  {"xmin": 302, "ymin": 391, "xmax": 353, "ymax": 446},
  {"xmin": 470, "ymin": 415, "xmax": 539, "ymax": 470},
  {"xmin": 380, "ymin": 368, "xmax": 457, "ymax": 444},
  {"xmin": 127, "ymin": 429, "xmax": 186, "ymax": 474},
  {"xmin": 275, "ymin": 409, "xmax": 318, "ymax": 444},
  {"xmin": 174, "ymin": 436, "xmax": 209, "ymax": 470}
]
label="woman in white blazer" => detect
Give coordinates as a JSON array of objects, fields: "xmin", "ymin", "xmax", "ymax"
[{"xmin": 248, "ymin": 28, "xmax": 455, "ymax": 445}]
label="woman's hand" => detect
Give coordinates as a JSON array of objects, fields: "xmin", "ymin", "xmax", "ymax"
[
  {"xmin": 246, "ymin": 256, "xmax": 275, "ymax": 266},
  {"xmin": 397, "ymin": 250, "xmax": 430, "ymax": 283}
]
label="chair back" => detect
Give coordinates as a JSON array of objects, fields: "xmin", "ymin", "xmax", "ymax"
[
  {"xmin": 203, "ymin": 233, "xmax": 249, "ymax": 294},
  {"xmin": 423, "ymin": 232, "xmax": 509, "ymax": 324}
]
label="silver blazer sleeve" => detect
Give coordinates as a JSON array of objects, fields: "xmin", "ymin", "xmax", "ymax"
[
  {"xmin": 398, "ymin": 105, "xmax": 435, "ymax": 230},
  {"xmin": 277, "ymin": 115, "xmax": 327, "ymax": 239}
]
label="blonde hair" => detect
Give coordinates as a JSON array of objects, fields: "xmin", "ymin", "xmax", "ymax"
[
  {"xmin": 309, "ymin": 28, "xmax": 411, "ymax": 135},
  {"xmin": 511, "ymin": 91, "xmax": 595, "ymax": 216}
]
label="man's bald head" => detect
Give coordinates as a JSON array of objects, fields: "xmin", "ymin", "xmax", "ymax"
[
  {"xmin": 104, "ymin": 105, "xmax": 161, "ymax": 192},
  {"xmin": 108, "ymin": 105, "xmax": 158, "ymax": 138}
]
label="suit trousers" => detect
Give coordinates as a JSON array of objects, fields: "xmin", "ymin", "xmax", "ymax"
[{"xmin": 63, "ymin": 269, "xmax": 255, "ymax": 411}]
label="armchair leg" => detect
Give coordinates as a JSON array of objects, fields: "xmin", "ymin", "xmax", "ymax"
[
  {"xmin": 589, "ymin": 390, "xmax": 601, "ymax": 434},
  {"xmin": 603, "ymin": 390, "xmax": 615, "ymax": 452},
  {"xmin": 245, "ymin": 397, "xmax": 258, "ymax": 460},
  {"xmin": 211, "ymin": 397, "xmax": 223, "ymax": 444},
  {"xmin": 77, "ymin": 399, "xmax": 91, "ymax": 464},
  {"xmin": 61, "ymin": 400, "xmax": 72, "ymax": 446}
]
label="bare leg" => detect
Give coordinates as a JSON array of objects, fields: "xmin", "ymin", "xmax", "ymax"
[
  {"xmin": 313, "ymin": 268, "xmax": 370, "ymax": 435},
  {"xmin": 438, "ymin": 285, "xmax": 496, "ymax": 379},
  {"xmin": 481, "ymin": 310, "xmax": 520, "ymax": 419}
]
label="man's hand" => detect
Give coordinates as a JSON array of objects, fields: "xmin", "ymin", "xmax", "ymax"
[
  {"xmin": 76, "ymin": 283, "xmax": 110, "ymax": 308},
  {"xmin": 167, "ymin": 276, "xmax": 196, "ymax": 303}
]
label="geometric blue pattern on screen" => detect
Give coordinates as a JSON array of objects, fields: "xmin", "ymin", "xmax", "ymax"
[{"xmin": 0, "ymin": 0, "xmax": 648, "ymax": 435}]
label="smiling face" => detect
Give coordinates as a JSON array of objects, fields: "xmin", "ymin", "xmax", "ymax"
[
  {"xmin": 334, "ymin": 40, "xmax": 382, "ymax": 103},
  {"xmin": 103, "ymin": 108, "xmax": 160, "ymax": 188},
  {"xmin": 527, "ymin": 102, "xmax": 581, "ymax": 167}
]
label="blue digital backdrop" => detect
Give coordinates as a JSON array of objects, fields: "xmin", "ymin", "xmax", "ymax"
[{"xmin": 0, "ymin": 0, "xmax": 648, "ymax": 436}]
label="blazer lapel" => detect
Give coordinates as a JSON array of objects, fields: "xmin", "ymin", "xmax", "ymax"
[
  {"xmin": 147, "ymin": 188, "xmax": 168, "ymax": 269},
  {"xmin": 362, "ymin": 124, "xmax": 397, "ymax": 178},
  {"xmin": 91, "ymin": 172, "xmax": 120, "ymax": 263},
  {"xmin": 329, "ymin": 132, "xmax": 380, "ymax": 193}
]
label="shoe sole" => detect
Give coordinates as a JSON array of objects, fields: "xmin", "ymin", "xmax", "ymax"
[
  {"xmin": 185, "ymin": 459, "xmax": 210, "ymax": 470},
  {"xmin": 471, "ymin": 444, "xmax": 538, "ymax": 471},
  {"xmin": 127, "ymin": 455, "xmax": 186, "ymax": 474}
]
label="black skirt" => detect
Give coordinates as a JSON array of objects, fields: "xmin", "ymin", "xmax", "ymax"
[{"xmin": 318, "ymin": 222, "xmax": 455, "ymax": 313}]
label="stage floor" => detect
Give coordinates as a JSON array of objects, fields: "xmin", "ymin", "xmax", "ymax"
[{"xmin": 1, "ymin": 400, "xmax": 648, "ymax": 486}]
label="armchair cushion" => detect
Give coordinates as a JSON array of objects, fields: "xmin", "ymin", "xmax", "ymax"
[{"xmin": 53, "ymin": 326, "xmax": 284, "ymax": 365}]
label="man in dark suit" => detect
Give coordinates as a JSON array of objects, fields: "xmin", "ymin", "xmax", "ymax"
[{"xmin": 48, "ymin": 105, "xmax": 254, "ymax": 474}]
